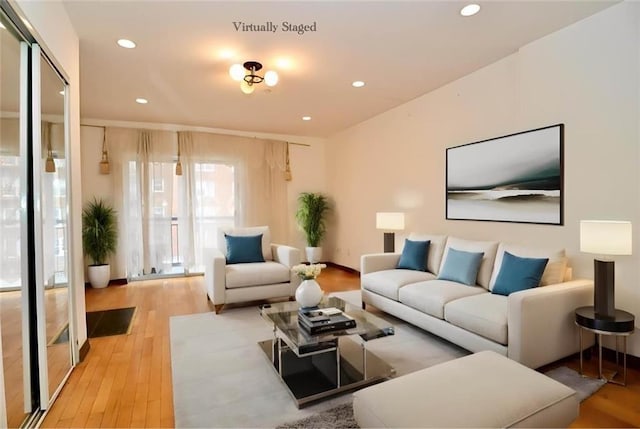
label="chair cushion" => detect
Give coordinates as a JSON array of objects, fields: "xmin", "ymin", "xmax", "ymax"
[
  {"xmin": 444, "ymin": 293, "xmax": 508, "ymax": 345},
  {"xmin": 397, "ymin": 239, "xmax": 430, "ymax": 271},
  {"xmin": 225, "ymin": 234, "xmax": 265, "ymax": 264},
  {"xmin": 492, "ymin": 251, "xmax": 548, "ymax": 296},
  {"xmin": 489, "ymin": 243, "xmax": 567, "ymax": 289},
  {"xmin": 225, "ymin": 261, "xmax": 290, "ymax": 289},
  {"xmin": 361, "ymin": 269, "xmax": 436, "ymax": 301},
  {"xmin": 440, "ymin": 237, "xmax": 499, "ymax": 289},
  {"xmin": 408, "ymin": 233, "xmax": 447, "ymax": 275},
  {"xmin": 437, "ymin": 248, "xmax": 484, "ymax": 286},
  {"xmin": 218, "ymin": 226, "xmax": 272, "ymax": 261},
  {"xmin": 399, "ymin": 280, "xmax": 486, "ymax": 319}
]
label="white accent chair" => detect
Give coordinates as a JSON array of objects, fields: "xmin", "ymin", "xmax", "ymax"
[{"xmin": 204, "ymin": 226, "xmax": 301, "ymax": 314}]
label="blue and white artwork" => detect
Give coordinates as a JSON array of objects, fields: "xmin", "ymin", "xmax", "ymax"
[{"xmin": 446, "ymin": 124, "xmax": 563, "ymax": 225}]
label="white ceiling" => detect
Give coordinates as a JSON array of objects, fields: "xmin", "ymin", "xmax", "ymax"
[{"xmin": 63, "ymin": 1, "xmax": 616, "ymax": 138}]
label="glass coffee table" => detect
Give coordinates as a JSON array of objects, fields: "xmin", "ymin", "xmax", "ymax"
[{"xmin": 259, "ymin": 295, "xmax": 395, "ymax": 408}]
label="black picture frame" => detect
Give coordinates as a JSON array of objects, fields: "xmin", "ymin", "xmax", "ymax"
[{"xmin": 446, "ymin": 124, "xmax": 564, "ymax": 225}]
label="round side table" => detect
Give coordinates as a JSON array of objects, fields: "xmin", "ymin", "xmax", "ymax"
[{"xmin": 575, "ymin": 306, "xmax": 635, "ymax": 386}]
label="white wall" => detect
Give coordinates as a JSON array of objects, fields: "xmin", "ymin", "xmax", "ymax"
[
  {"xmin": 80, "ymin": 120, "xmax": 327, "ymax": 279},
  {"xmin": 326, "ymin": 2, "xmax": 640, "ymax": 356},
  {"xmin": 15, "ymin": 0, "xmax": 87, "ymax": 352}
]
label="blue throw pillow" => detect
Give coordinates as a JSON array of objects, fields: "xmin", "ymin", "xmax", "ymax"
[
  {"xmin": 492, "ymin": 251, "xmax": 549, "ymax": 296},
  {"xmin": 438, "ymin": 248, "xmax": 484, "ymax": 286},
  {"xmin": 225, "ymin": 234, "xmax": 265, "ymax": 264},
  {"xmin": 397, "ymin": 239, "xmax": 430, "ymax": 271}
]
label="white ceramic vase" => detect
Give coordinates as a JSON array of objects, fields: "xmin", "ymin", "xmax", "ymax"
[
  {"xmin": 87, "ymin": 264, "xmax": 110, "ymax": 288},
  {"xmin": 295, "ymin": 279, "xmax": 324, "ymax": 308},
  {"xmin": 306, "ymin": 247, "xmax": 323, "ymax": 264}
]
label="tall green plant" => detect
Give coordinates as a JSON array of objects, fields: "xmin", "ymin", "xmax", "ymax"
[
  {"xmin": 296, "ymin": 192, "xmax": 330, "ymax": 247},
  {"xmin": 82, "ymin": 198, "xmax": 118, "ymax": 265}
]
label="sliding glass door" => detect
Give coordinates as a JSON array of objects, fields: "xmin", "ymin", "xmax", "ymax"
[{"xmin": 0, "ymin": 7, "xmax": 74, "ymax": 426}]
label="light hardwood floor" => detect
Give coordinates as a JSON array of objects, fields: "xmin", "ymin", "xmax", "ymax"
[{"xmin": 40, "ymin": 267, "xmax": 639, "ymax": 428}]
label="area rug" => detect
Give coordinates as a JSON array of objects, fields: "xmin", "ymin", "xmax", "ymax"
[
  {"xmin": 170, "ymin": 290, "xmax": 467, "ymax": 428},
  {"xmin": 276, "ymin": 365, "xmax": 605, "ymax": 429},
  {"xmin": 86, "ymin": 306, "xmax": 136, "ymax": 338}
]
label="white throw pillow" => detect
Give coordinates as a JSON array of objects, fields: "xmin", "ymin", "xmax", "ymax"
[
  {"xmin": 488, "ymin": 243, "xmax": 567, "ymax": 290},
  {"xmin": 217, "ymin": 226, "xmax": 272, "ymax": 261}
]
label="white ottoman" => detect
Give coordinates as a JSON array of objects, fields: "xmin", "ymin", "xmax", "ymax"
[{"xmin": 353, "ymin": 351, "xmax": 578, "ymax": 428}]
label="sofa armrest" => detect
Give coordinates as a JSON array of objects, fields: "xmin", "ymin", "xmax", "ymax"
[
  {"xmin": 507, "ymin": 279, "xmax": 594, "ymax": 368},
  {"xmin": 271, "ymin": 243, "xmax": 301, "ymax": 268},
  {"xmin": 203, "ymin": 248, "xmax": 226, "ymax": 305},
  {"xmin": 361, "ymin": 253, "xmax": 401, "ymax": 275}
]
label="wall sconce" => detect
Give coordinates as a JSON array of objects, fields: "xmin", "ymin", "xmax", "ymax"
[
  {"xmin": 175, "ymin": 142, "xmax": 183, "ymax": 176},
  {"xmin": 376, "ymin": 212, "xmax": 405, "ymax": 252},
  {"xmin": 284, "ymin": 142, "xmax": 292, "ymax": 181},
  {"xmin": 45, "ymin": 146, "xmax": 56, "ymax": 173},
  {"xmin": 580, "ymin": 220, "xmax": 632, "ymax": 318},
  {"xmin": 99, "ymin": 129, "xmax": 110, "ymax": 174}
]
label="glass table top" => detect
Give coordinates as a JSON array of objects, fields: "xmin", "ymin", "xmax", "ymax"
[{"xmin": 260, "ymin": 295, "xmax": 394, "ymax": 355}]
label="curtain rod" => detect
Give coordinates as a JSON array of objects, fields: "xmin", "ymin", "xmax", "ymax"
[{"xmin": 80, "ymin": 123, "xmax": 311, "ymax": 147}]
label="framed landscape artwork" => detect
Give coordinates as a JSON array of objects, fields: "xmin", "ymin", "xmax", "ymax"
[{"xmin": 446, "ymin": 124, "xmax": 564, "ymax": 225}]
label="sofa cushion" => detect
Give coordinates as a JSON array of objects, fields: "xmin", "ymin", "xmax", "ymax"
[
  {"xmin": 489, "ymin": 243, "xmax": 568, "ymax": 290},
  {"xmin": 492, "ymin": 251, "xmax": 548, "ymax": 296},
  {"xmin": 218, "ymin": 226, "xmax": 272, "ymax": 261},
  {"xmin": 398, "ymin": 280, "xmax": 487, "ymax": 319},
  {"xmin": 444, "ymin": 293, "xmax": 508, "ymax": 345},
  {"xmin": 397, "ymin": 239, "xmax": 430, "ymax": 271},
  {"xmin": 224, "ymin": 234, "xmax": 265, "ymax": 264},
  {"xmin": 225, "ymin": 261, "xmax": 290, "ymax": 288},
  {"xmin": 440, "ymin": 237, "xmax": 499, "ymax": 289},
  {"xmin": 408, "ymin": 233, "xmax": 447, "ymax": 275},
  {"xmin": 362, "ymin": 270, "xmax": 436, "ymax": 301},
  {"xmin": 437, "ymin": 248, "xmax": 484, "ymax": 286}
]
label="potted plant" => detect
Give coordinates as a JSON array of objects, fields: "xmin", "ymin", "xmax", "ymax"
[
  {"xmin": 295, "ymin": 192, "xmax": 330, "ymax": 263},
  {"xmin": 82, "ymin": 198, "xmax": 117, "ymax": 288}
]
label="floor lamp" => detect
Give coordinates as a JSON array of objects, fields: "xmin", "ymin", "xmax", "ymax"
[
  {"xmin": 376, "ymin": 212, "xmax": 405, "ymax": 253},
  {"xmin": 580, "ymin": 220, "xmax": 632, "ymax": 318}
]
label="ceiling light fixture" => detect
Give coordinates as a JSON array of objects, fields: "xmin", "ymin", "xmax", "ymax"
[
  {"xmin": 117, "ymin": 39, "xmax": 136, "ymax": 49},
  {"xmin": 135, "ymin": 98, "xmax": 148, "ymax": 104},
  {"xmin": 229, "ymin": 61, "xmax": 278, "ymax": 94},
  {"xmin": 460, "ymin": 4, "xmax": 481, "ymax": 16},
  {"xmin": 302, "ymin": 116, "xmax": 311, "ymax": 121},
  {"xmin": 352, "ymin": 81, "xmax": 365, "ymax": 88}
]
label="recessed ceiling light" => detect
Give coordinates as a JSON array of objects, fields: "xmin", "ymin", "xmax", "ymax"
[
  {"xmin": 117, "ymin": 39, "xmax": 136, "ymax": 49},
  {"xmin": 59, "ymin": 90, "xmax": 64, "ymax": 95},
  {"xmin": 135, "ymin": 98, "xmax": 148, "ymax": 104},
  {"xmin": 352, "ymin": 81, "xmax": 365, "ymax": 88},
  {"xmin": 302, "ymin": 116, "xmax": 311, "ymax": 121},
  {"xmin": 460, "ymin": 4, "xmax": 481, "ymax": 17}
]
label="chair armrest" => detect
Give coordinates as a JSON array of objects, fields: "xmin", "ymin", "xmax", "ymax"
[
  {"xmin": 361, "ymin": 253, "xmax": 401, "ymax": 275},
  {"xmin": 507, "ymin": 279, "xmax": 594, "ymax": 368},
  {"xmin": 203, "ymin": 248, "xmax": 226, "ymax": 304},
  {"xmin": 271, "ymin": 243, "xmax": 301, "ymax": 268}
]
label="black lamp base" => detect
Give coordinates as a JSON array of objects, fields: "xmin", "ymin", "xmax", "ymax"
[
  {"xmin": 594, "ymin": 259, "xmax": 615, "ymax": 319},
  {"xmin": 383, "ymin": 232, "xmax": 395, "ymax": 253}
]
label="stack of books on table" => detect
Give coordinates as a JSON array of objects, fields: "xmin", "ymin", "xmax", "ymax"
[{"xmin": 298, "ymin": 307, "xmax": 356, "ymax": 335}]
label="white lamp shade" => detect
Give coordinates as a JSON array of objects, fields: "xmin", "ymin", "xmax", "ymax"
[
  {"xmin": 580, "ymin": 220, "xmax": 632, "ymax": 255},
  {"xmin": 240, "ymin": 80, "xmax": 255, "ymax": 94},
  {"xmin": 264, "ymin": 70, "xmax": 278, "ymax": 86},
  {"xmin": 229, "ymin": 63, "xmax": 245, "ymax": 81},
  {"xmin": 376, "ymin": 212, "xmax": 405, "ymax": 230}
]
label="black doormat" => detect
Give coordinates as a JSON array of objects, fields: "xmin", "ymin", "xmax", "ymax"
[{"xmin": 86, "ymin": 307, "xmax": 136, "ymax": 338}]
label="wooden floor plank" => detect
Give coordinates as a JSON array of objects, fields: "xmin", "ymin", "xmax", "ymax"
[{"xmin": 37, "ymin": 267, "xmax": 639, "ymax": 428}]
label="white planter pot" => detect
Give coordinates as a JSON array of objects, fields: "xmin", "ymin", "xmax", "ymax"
[
  {"xmin": 306, "ymin": 247, "xmax": 323, "ymax": 264},
  {"xmin": 88, "ymin": 264, "xmax": 110, "ymax": 288},
  {"xmin": 295, "ymin": 279, "xmax": 324, "ymax": 308}
]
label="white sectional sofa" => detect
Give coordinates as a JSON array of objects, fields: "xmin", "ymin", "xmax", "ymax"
[{"xmin": 361, "ymin": 234, "xmax": 594, "ymax": 369}]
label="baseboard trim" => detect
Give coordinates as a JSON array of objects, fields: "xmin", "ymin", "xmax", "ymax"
[
  {"xmin": 79, "ymin": 339, "xmax": 91, "ymax": 362},
  {"xmin": 326, "ymin": 262, "xmax": 360, "ymax": 275},
  {"xmin": 84, "ymin": 278, "xmax": 128, "ymax": 288},
  {"xmin": 601, "ymin": 345, "xmax": 640, "ymax": 370}
]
